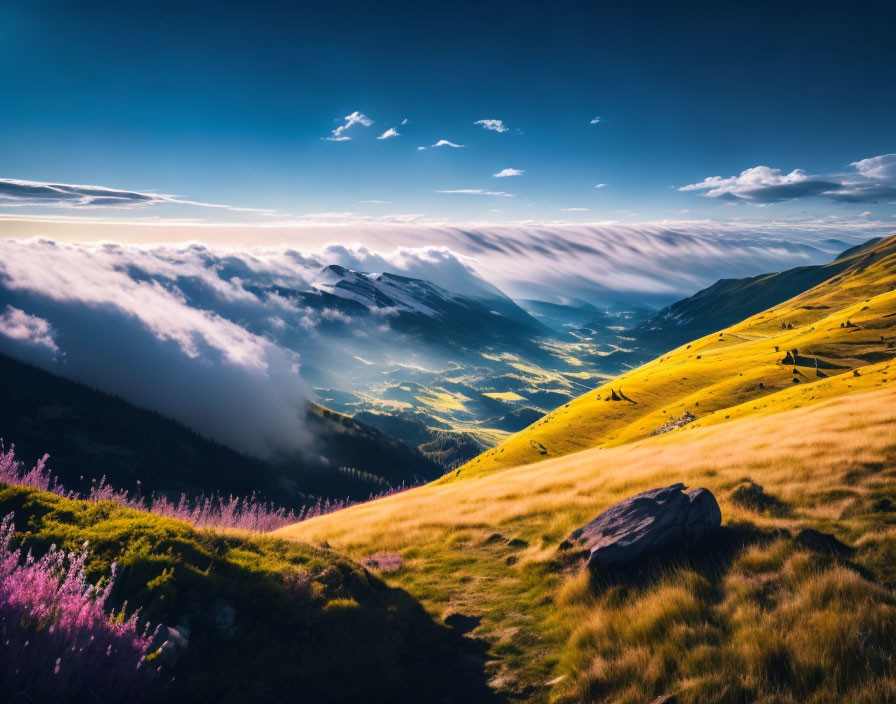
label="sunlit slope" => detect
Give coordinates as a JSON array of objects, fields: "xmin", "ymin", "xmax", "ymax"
[
  {"xmin": 275, "ymin": 387, "xmax": 896, "ymax": 702},
  {"xmin": 451, "ymin": 234, "xmax": 896, "ymax": 479}
]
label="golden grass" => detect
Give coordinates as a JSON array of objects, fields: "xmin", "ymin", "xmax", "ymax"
[
  {"xmin": 277, "ymin": 387, "xmax": 896, "ymax": 702},
  {"xmin": 456, "ymin": 236, "xmax": 896, "ymax": 479}
]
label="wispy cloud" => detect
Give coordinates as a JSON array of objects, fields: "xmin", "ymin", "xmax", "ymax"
[
  {"xmin": 359, "ymin": 200, "xmax": 392, "ymax": 204},
  {"xmin": 323, "ymin": 111, "xmax": 373, "ymax": 141},
  {"xmin": 432, "ymin": 139, "xmax": 464, "ymax": 148},
  {"xmin": 595, "ymin": 183, "xmax": 607, "ymax": 189},
  {"xmin": 436, "ymin": 189, "xmax": 515, "ymax": 197},
  {"xmin": 590, "ymin": 116, "xmax": 601, "ymax": 124},
  {"xmin": 377, "ymin": 127, "xmax": 400, "ymax": 140},
  {"xmin": 493, "ymin": 168, "xmax": 524, "ymax": 178},
  {"xmin": 560, "ymin": 207, "xmax": 590, "ymax": 211},
  {"xmin": 400, "ymin": 118, "xmax": 409, "ymax": 125},
  {"xmin": 679, "ymin": 154, "xmax": 896, "ymax": 204},
  {"xmin": 417, "ymin": 146, "xmax": 426, "ymax": 151},
  {"xmin": 474, "ymin": 119, "xmax": 508, "ymax": 133},
  {"xmin": 0, "ymin": 305, "xmax": 58, "ymax": 353},
  {"xmin": 0, "ymin": 178, "xmax": 277, "ymax": 213}
]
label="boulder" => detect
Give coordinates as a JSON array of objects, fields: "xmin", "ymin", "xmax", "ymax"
[{"xmin": 568, "ymin": 483, "xmax": 721, "ymax": 570}]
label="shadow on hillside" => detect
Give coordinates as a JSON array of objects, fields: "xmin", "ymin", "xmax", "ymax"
[
  {"xmin": 0, "ymin": 485, "xmax": 504, "ymax": 704},
  {"xmin": 586, "ymin": 522, "xmax": 785, "ymax": 592},
  {"xmin": 134, "ymin": 559, "xmax": 506, "ymax": 704}
]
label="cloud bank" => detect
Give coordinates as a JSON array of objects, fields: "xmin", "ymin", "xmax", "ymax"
[{"xmin": 0, "ymin": 239, "xmax": 503, "ymax": 457}]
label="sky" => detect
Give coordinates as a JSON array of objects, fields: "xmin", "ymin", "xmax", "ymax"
[
  {"xmin": 0, "ymin": 0, "xmax": 894, "ymax": 455},
  {"xmin": 0, "ymin": 0, "xmax": 894, "ymax": 237}
]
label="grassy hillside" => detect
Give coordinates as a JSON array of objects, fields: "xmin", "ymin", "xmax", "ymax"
[
  {"xmin": 276, "ymin": 387, "xmax": 896, "ymax": 703},
  {"xmin": 454, "ymin": 234, "xmax": 896, "ymax": 479},
  {"xmin": 630, "ymin": 237, "xmax": 884, "ymax": 350},
  {"xmin": 0, "ymin": 483, "xmax": 499, "ymax": 703}
]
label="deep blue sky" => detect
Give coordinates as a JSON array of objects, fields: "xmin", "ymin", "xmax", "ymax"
[{"xmin": 1, "ymin": 0, "xmax": 894, "ymax": 228}]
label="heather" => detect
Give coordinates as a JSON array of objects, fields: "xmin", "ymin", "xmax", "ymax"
[
  {"xmin": 0, "ymin": 443, "xmax": 408, "ymax": 533},
  {"xmin": 0, "ymin": 513, "xmax": 159, "ymax": 702}
]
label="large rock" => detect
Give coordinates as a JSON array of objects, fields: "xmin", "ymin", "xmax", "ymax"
[{"xmin": 568, "ymin": 483, "xmax": 721, "ymax": 570}]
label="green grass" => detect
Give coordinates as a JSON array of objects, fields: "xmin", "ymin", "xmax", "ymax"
[{"xmin": 0, "ymin": 484, "xmax": 500, "ymax": 704}]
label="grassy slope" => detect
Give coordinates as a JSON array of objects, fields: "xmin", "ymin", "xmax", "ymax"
[
  {"xmin": 277, "ymin": 387, "xmax": 896, "ymax": 702},
  {"xmin": 452, "ymin": 234, "xmax": 896, "ymax": 479},
  {"xmin": 0, "ymin": 485, "xmax": 499, "ymax": 704},
  {"xmin": 629, "ymin": 237, "xmax": 884, "ymax": 350}
]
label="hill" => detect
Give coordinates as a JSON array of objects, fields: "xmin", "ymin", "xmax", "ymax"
[
  {"xmin": 455, "ymin": 234, "xmax": 896, "ymax": 479},
  {"xmin": 630, "ymin": 237, "xmax": 885, "ymax": 351},
  {"xmin": 0, "ymin": 351, "xmax": 442, "ymax": 505},
  {"xmin": 0, "ymin": 481, "xmax": 499, "ymax": 703},
  {"xmin": 276, "ymin": 386, "xmax": 896, "ymax": 703}
]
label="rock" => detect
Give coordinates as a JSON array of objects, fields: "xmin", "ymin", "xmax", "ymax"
[
  {"xmin": 567, "ymin": 484, "xmax": 721, "ymax": 571},
  {"xmin": 149, "ymin": 624, "xmax": 189, "ymax": 668}
]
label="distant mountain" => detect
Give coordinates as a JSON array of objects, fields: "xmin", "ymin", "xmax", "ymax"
[
  {"xmin": 0, "ymin": 351, "xmax": 442, "ymax": 505},
  {"xmin": 0, "ymin": 241, "xmax": 634, "ymax": 469},
  {"xmin": 266, "ymin": 264, "xmax": 550, "ymax": 349},
  {"xmin": 630, "ymin": 237, "xmax": 887, "ymax": 352}
]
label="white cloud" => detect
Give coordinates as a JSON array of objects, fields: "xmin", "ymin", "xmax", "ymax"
[
  {"xmin": 493, "ymin": 168, "xmax": 524, "ymax": 178},
  {"xmin": 432, "ymin": 139, "xmax": 464, "ymax": 148},
  {"xmin": 595, "ymin": 183, "xmax": 607, "ymax": 189},
  {"xmin": 359, "ymin": 200, "xmax": 392, "ymax": 204},
  {"xmin": 417, "ymin": 146, "xmax": 426, "ymax": 151},
  {"xmin": 680, "ymin": 154, "xmax": 896, "ymax": 204},
  {"xmin": 323, "ymin": 111, "xmax": 373, "ymax": 142},
  {"xmin": 377, "ymin": 127, "xmax": 400, "ymax": 140},
  {"xmin": 560, "ymin": 207, "xmax": 590, "ymax": 211},
  {"xmin": 436, "ymin": 189, "xmax": 515, "ymax": 197},
  {"xmin": 474, "ymin": 119, "xmax": 508, "ymax": 133},
  {"xmin": 0, "ymin": 305, "xmax": 58, "ymax": 352},
  {"xmin": 851, "ymin": 153, "xmax": 896, "ymax": 180},
  {"xmin": 400, "ymin": 118, "xmax": 409, "ymax": 125},
  {"xmin": 678, "ymin": 166, "xmax": 823, "ymax": 202},
  {"xmin": 590, "ymin": 116, "xmax": 601, "ymax": 124}
]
